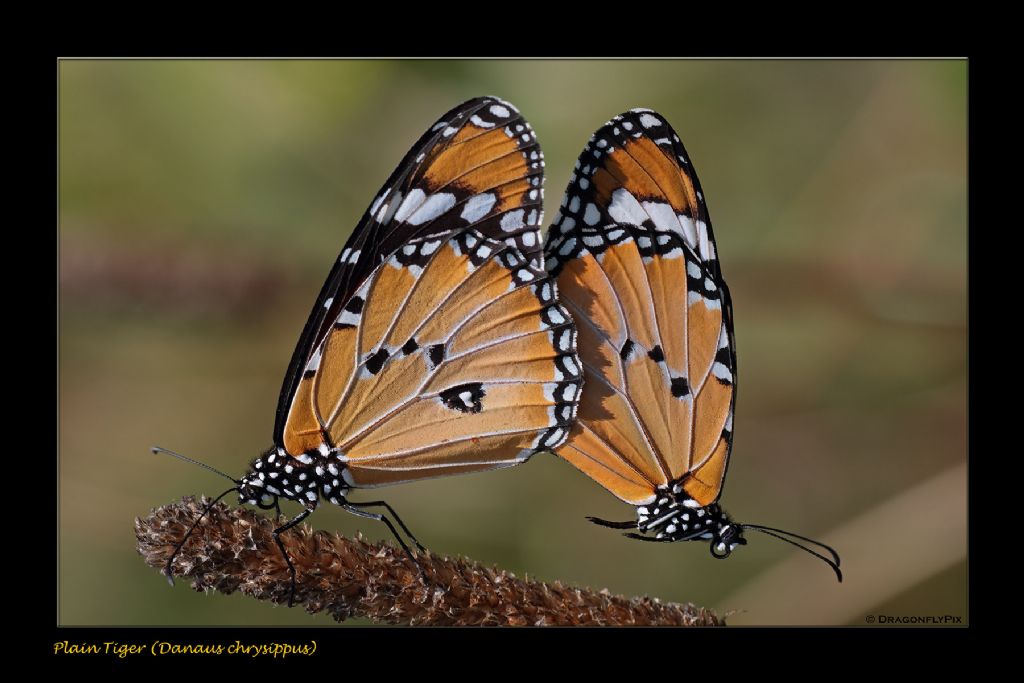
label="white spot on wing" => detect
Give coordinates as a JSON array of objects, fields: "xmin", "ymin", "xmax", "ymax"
[
  {"xmin": 369, "ymin": 188, "xmax": 390, "ymax": 216},
  {"xmin": 500, "ymin": 209, "xmax": 526, "ymax": 232},
  {"xmin": 394, "ymin": 189, "xmax": 425, "ymax": 224},
  {"xmin": 678, "ymin": 215, "xmax": 698, "ymax": 248},
  {"xmin": 607, "ymin": 188, "xmax": 647, "ymax": 226},
  {"xmin": 461, "ymin": 193, "xmax": 496, "ymax": 223},
  {"xmin": 712, "ymin": 362, "xmax": 732, "ymax": 381},
  {"xmin": 696, "ymin": 220, "xmax": 712, "ymax": 260},
  {"xmin": 407, "ymin": 193, "xmax": 457, "ymax": 226},
  {"xmin": 639, "ymin": 113, "xmax": 662, "ymax": 128},
  {"xmin": 642, "ymin": 201, "xmax": 681, "ymax": 234},
  {"xmin": 305, "ymin": 347, "xmax": 322, "ymax": 373}
]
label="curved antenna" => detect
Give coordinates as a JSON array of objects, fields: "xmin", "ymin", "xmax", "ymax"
[
  {"xmin": 742, "ymin": 525, "xmax": 843, "ymax": 583},
  {"xmin": 165, "ymin": 486, "xmax": 239, "ymax": 587},
  {"xmin": 151, "ymin": 446, "xmax": 240, "ymax": 484},
  {"xmin": 742, "ymin": 523, "xmax": 841, "ymax": 567}
]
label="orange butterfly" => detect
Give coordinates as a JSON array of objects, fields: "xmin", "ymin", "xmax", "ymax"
[
  {"xmin": 544, "ymin": 109, "xmax": 841, "ymax": 580},
  {"xmin": 158, "ymin": 97, "xmax": 582, "ymax": 604}
]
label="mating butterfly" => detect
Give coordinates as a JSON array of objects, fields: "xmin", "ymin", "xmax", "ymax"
[
  {"xmin": 159, "ymin": 97, "xmax": 582, "ymax": 603},
  {"xmin": 544, "ymin": 108, "xmax": 841, "ymax": 580}
]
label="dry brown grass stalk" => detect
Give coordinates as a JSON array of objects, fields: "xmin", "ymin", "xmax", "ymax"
[{"xmin": 136, "ymin": 496, "xmax": 722, "ymax": 626}]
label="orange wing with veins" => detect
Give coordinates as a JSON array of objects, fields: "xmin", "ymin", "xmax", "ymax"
[{"xmin": 544, "ymin": 109, "xmax": 736, "ymax": 506}]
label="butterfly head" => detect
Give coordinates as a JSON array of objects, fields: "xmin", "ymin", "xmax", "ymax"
[
  {"xmin": 710, "ymin": 519, "xmax": 746, "ymax": 558},
  {"xmin": 238, "ymin": 445, "xmax": 320, "ymax": 510}
]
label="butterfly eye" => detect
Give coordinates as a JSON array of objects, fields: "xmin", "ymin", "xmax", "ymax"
[{"xmin": 710, "ymin": 542, "xmax": 732, "ymax": 559}]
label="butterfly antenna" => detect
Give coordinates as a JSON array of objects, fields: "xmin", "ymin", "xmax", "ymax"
[
  {"xmin": 741, "ymin": 523, "xmax": 841, "ymax": 566},
  {"xmin": 165, "ymin": 486, "xmax": 239, "ymax": 587},
  {"xmin": 151, "ymin": 446, "xmax": 240, "ymax": 484},
  {"xmin": 741, "ymin": 525, "xmax": 843, "ymax": 583}
]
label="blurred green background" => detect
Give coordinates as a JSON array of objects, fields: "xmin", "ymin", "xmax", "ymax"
[{"xmin": 58, "ymin": 59, "xmax": 967, "ymax": 626}]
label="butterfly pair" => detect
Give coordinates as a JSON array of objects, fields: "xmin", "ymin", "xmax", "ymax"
[{"xmin": 158, "ymin": 96, "xmax": 840, "ymax": 607}]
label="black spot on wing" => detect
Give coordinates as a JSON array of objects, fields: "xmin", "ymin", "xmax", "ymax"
[
  {"xmin": 366, "ymin": 348, "xmax": 390, "ymax": 375},
  {"xmin": 401, "ymin": 338, "xmax": 419, "ymax": 355},
  {"xmin": 670, "ymin": 377, "xmax": 690, "ymax": 398},
  {"xmin": 620, "ymin": 339, "xmax": 635, "ymax": 361},
  {"xmin": 439, "ymin": 383, "xmax": 485, "ymax": 414},
  {"xmin": 427, "ymin": 344, "xmax": 445, "ymax": 369},
  {"xmin": 345, "ymin": 296, "xmax": 364, "ymax": 314},
  {"xmin": 648, "ymin": 345, "xmax": 664, "ymax": 363}
]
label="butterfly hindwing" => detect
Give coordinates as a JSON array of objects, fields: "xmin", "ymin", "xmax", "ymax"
[
  {"xmin": 282, "ymin": 230, "xmax": 580, "ymax": 487},
  {"xmin": 274, "ymin": 97, "xmax": 545, "ymax": 445}
]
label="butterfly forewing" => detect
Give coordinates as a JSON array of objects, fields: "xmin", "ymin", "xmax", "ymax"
[
  {"xmin": 545, "ymin": 109, "xmax": 736, "ymax": 507},
  {"xmin": 274, "ymin": 97, "xmax": 545, "ymax": 445}
]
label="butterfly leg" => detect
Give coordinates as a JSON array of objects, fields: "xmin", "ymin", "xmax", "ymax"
[
  {"xmin": 624, "ymin": 532, "xmax": 676, "ymax": 543},
  {"xmin": 586, "ymin": 516, "xmax": 637, "ymax": 529},
  {"xmin": 166, "ymin": 486, "xmax": 238, "ymax": 587},
  {"xmin": 342, "ymin": 503, "xmax": 426, "ymax": 577},
  {"xmin": 272, "ymin": 507, "xmax": 313, "ymax": 608},
  {"xmin": 345, "ymin": 500, "xmax": 427, "ymax": 552}
]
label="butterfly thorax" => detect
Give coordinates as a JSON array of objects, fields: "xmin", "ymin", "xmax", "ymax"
[
  {"xmin": 238, "ymin": 445, "xmax": 351, "ymax": 511},
  {"xmin": 635, "ymin": 485, "xmax": 746, "ymax": 557}
]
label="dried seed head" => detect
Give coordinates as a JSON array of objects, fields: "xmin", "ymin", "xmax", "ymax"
[{"xmin": 135, "ymin": 496, "xmax": 722, "ymax": 627}]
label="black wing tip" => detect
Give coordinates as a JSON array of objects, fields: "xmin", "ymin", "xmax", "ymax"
[
  {"xmin": 582, "ymin": 108, "xmax": 691, "ymax": 165},
  {"xmin": 442, "ymin": 95, "xmax": 522, "ymax": 121},
  {"xmin": 595, "ymin": 107, "xmax": 674, "ymax": 132}
]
